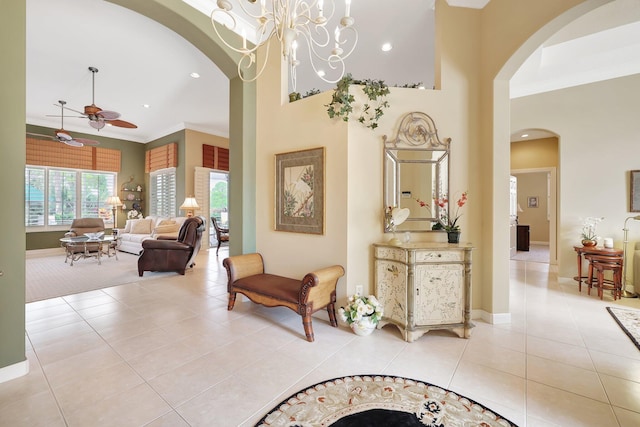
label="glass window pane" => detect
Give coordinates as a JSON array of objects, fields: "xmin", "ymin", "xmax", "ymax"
[
  {"xmin": 25, "ymin": 167, "xmax": 45, "ymax": 226},
  {"xmin": 81, "ymin": 172, "xmax": 115, "ymax": 222},
  {"xmin": 48, "ymin": 169, "xmax": 77, "ymax": 226}
]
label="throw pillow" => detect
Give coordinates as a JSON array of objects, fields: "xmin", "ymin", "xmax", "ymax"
[
  {"xmin": 130, "ymin": 218, "xmax": 152, "ymax": 234},
  {"xmin": 157, "ymin": 219, "xmax": 176, "ymax": 227},
  {"xmin": 123, "ymin": 219, "xmax": 133, "ymax": 233},
  {"xmin": 152, "ymin": 223, "xmax": 180, "ymax": 236}
]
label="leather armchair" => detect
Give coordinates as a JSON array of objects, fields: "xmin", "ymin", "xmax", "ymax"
[{"xmin": 138, "ymin": 216, "xmax": 205, "ymax": 276}]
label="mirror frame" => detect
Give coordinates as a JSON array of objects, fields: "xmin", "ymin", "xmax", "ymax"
[{"xmin": 383, "ymin": 112, "xmax": 450, "ymax": 233}]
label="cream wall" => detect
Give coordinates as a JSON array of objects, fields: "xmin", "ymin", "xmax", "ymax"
[
  {"xmin": 512, "ymin": 73, "xmax": 640, "ymax": 279},
  {"xmin": 514, "ymin": 173, "xmax": 549, "ymax": 243},
  {"xmin": 511, "ymin": 137, "xmax": 559, "ymax": 169},
  {"xmin": 254, "ymin": 0, "xmax": 602, "ymax": 318}
]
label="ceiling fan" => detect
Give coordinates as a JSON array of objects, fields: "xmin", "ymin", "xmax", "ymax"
[
  {"xmin": 27, "ymin": 101, "xmax": 100, "ymax": 147},
  {"xmin": 64, "ymin": 66, "xmax": 138, "ymax": 130}
]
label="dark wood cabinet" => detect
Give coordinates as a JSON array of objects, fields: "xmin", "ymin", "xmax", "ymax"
[{"xmin": 517, "ymin": 225, "xmax": 530, "ymax": 251}]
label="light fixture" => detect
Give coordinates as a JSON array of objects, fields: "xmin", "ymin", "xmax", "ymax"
[
  {"xmin": 621, "ymin": 215, "xmax": 640, "ymax": 298},
  {"xmin": 381, "ymin": 42, "xmax": 392, "ymax": 52},
  {"xmin": 180, "ymin": 196, "xmax": 200, "ymax": 218},
  {"xmin": 190, "ymin": 72, "xmax": 201, "ymax": 78},
  {"xmin": 210, "ymin": 0, "xmax": 358, "ymax": 91},
  {"xmin": 105, "ymin": 195, "xmax": 123, "ymax": 229}
]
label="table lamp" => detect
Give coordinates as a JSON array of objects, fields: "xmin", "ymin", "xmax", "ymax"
[
  {"xmin": 180, "ymin": 196, "xmax": 199, "ymax": 218},
  {"xmin": 105, "ymin": 195, "xmax": 122, "ymax": 228}
]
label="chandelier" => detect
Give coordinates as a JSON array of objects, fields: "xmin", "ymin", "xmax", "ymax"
[{"xmin": 211, "ymin": 0, "xmax": 357, "ymax": 91}]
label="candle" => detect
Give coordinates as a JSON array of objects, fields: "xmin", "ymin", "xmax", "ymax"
[
  {"xmin": 604, "ymin": 237, "xmax": 614, "ymax": 248},
  {"xmin": 318, "ymin": 0, "xmax": 324, "ymax": 17},
  {"xmin": 345, "ymin": 0, "xmax": 351, "ymax": 17}
]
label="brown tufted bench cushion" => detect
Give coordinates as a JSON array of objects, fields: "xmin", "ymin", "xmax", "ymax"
[{"xmin": 223, "ymin": 253, "xmax": 345, "ymax": 342}]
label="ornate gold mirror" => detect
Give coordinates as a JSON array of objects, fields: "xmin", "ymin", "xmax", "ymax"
[{"xmin": 383, "ymin": 112, "xmax": 450, "ymax": 232}]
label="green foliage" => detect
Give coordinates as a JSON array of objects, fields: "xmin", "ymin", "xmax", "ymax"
[
  {"xmin": 210, "ymin": 181, "xmax": 228, "ymax": 211},
  {"xmin": 325, "ymin": 73, "xmax": 390, "ymax": 130}
]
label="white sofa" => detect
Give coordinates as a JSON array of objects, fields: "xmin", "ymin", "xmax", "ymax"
[{"xmin": 117, "ymin": 216, "xmax": 188, "ymax": 255}]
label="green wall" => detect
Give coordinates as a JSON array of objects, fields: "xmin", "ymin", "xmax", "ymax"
[{"xmin": 0, "ymin": 0, "xmax": 26, "ymax": 377}]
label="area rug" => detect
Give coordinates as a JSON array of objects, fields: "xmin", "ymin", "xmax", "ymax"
[
  {"xmin": 26, "ymin": 251, "xmax": 176, "ymax": 303},
  {"xmin": 256, "ymin": 375, "xmax": 517, "ymax": 426},
  {"xmin": 607, "ymin": 306, "xmax": 640, "ymax": 350}
]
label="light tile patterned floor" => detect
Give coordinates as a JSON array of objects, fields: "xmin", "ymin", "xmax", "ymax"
[{"xmin": 2, "ymin": 249, "xmax": 640, "ymax": 426}]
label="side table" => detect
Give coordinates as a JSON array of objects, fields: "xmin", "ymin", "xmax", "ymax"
[{"xmin": 573, "ymin": 245, "xmax": 623, "ymax": 292}]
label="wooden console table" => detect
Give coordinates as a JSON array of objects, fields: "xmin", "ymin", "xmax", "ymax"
[
  {"xmin": 373, "ymin": 242, "xmax": 474, "ymax": 342},
  {"xmin": 573, "ymin": 245, "xmax": 623, "ymax": 291}
]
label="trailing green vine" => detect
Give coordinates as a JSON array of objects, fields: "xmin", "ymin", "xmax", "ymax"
[{"xmin": 326, "ymin": 73, "xmax": 390, "ymax": 130}]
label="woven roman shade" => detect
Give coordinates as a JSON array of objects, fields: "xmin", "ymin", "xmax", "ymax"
[
  {"xmin": 26, "ymin": 137, "xmax": 121, "ymax": 172},
  {"xmin": 145, "ymin": 142, "xmax": 178, "ymax": 172},
  {"xmin": 202, "ymin": 144, "xmax": 229, "ymax": 171}
]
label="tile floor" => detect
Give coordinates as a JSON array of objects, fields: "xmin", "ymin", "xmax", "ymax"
[{"xmin": 2, "ymin": 249, "xmax": 640, "ymax": 426}]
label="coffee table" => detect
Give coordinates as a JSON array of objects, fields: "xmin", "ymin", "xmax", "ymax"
[{"xmin": 59, "ymin": 235, "xmax": 118, "ymax": 266}]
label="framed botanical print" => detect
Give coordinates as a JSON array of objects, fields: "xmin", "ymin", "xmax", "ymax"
[
  {"xmin": 630, "ymin": 170, "xmax": 640, "ymax": 212},
  {"xmin": 275, "ymin": 147, "xmax": 325, "ymax": 234},
  {"xmin": 527, "ymin": 196, "xmax": 538, "ymax": 208}
]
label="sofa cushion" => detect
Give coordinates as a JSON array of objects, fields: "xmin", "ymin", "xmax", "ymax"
[
  {"xmin": 153, "ymin": 223, "xmax": 180, "ymax": 236},
  {"xmin": 130, "ymin": 218, "xmax": 153, "ymax": 234}
]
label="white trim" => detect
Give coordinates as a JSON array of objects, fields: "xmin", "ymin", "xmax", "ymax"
[
  {"xmin": 474, "ymin": 309, "xmax": 512, "ymax": 325},
  {"xmin": 0, "ymin": 360, "xmax": 29, "ymax": 384}
]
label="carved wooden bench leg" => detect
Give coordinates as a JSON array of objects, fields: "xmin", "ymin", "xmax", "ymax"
[
  {"xmin": 302, "ymin": 315, "xmax": 315, "ymax": 342},
  {"xmin": 327, "ymin": 302, "xmax": 338, "ymax": 327},
  {"xmin": 228, "ymin": 292, "xmax": 237, "ymax": 310}
]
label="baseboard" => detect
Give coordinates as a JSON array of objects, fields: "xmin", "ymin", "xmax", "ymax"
[
  {"xmin": 0, "ymin": 359, "xmax": 29, "ymax": 384},
  {"xmin": 26, "ymin": 248, "xmax": 64, "ymax": 259},
  {"xmin": 530, "ymin": 241, "xmax": 549, "ymax": 246},
  {"xmin": 474, "ymin": 309, "xmax": 511, "ymax": 324}
]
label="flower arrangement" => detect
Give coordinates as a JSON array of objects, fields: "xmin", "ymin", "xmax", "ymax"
[
  {"xmin": 581, "ymin": 216, "xmax": 604, "ymax": 242},
  {"xmin": 338, "ymin": 294, "xmax": 383, "ymax": 326},
  {"xmin": 127, "ymin": 209, "xmax": 143, "ymax": 220},
  {"xmin": 432, "ymin": 191, "xmax": 468, "ymax": 232}
]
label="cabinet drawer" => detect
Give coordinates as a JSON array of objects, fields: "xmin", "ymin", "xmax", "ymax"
[
  {"xmin": 415, "ymin": 250, "xmax": 463, "ymax": 263},
  {"xmin": 375, "ymin": 246, "xmax": 407, "ymax": 263}
]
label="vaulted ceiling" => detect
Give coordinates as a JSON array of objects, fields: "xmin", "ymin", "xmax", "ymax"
[{"xmin": 26, "ymin": 0, "xmax": 639, "ymax": 144}]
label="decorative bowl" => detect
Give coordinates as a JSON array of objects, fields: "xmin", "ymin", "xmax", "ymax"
[{"xmin": 84, "ymin": 232, "xmax": 104, "ymax": 240}]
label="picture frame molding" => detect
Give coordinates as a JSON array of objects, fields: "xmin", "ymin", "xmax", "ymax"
[{"xmin": 275, "ymin": 147, "xmax": 325, "ymax": 234}]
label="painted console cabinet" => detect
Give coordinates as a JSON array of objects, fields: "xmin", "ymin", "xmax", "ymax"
[{"xmin": 373, "ymin": 242, "xmax": 474, "ymax": 342}]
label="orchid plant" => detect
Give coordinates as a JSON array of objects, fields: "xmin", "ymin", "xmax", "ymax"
[{"xmin": 581, "ymin": 216, "xmax": 604, "ymax": 241}]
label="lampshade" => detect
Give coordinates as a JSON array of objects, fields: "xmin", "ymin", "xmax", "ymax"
[
  {"xmin": 517, "ymin": 203, "xmax": 524, "ymax": 213},
  {"xmin": 180, "ymin": 196, "xmax": 200, "ymax": 217},
  {"xmin": 105, "ymin": 195, "xmax": 122, "ymax": 206}
]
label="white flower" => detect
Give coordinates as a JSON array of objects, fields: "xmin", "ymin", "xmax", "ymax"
[{"xmin": 339, "ymin": 294, "xmax": 384, "ymax": 326}]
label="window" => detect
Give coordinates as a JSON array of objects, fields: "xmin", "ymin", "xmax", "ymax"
[
  {"xmin": 150, "ymin": 168, "xmax": 176, "ymax": 217},
  {"xmin": 25, "ymin": 166, "xmax": 117, "ymax": 229}
]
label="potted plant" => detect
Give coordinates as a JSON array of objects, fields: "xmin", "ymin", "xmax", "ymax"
[
  {"xmin": 338, "ymin": 294, "xmax": 383, "ymax": 336},
  {"xmin": 581, "ymin": 216, "xmax": 604, "ymax": 246},
  {"xmin": 434, "ymin": 191, "xmax": 468, "ymax": 243}
]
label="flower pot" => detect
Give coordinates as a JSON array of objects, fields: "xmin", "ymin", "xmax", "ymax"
[
  {"xmin": 582, "ymin": 239, "xmax": 597, "ymax": 247},
  {"xmin": 447, "ymin": 231, "xmax": 461, "ymax": 244},
  {"xmin": 350, "ymin": 317, "xmax": 377, "ymax": 336}
]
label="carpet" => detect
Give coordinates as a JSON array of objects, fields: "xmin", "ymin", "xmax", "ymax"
[
  {"xmin": 256, "ymin": 375, "xmax": 517, "ymax": 426},
  {"xmin": 26, "ymin": 251, "xmax": 177, "ymax": 303},
  {"xmin": 607, "ymin": 306, "xmax": 640, "ymax": 350}
]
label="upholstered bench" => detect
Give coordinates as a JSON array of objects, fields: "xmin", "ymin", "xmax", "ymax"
[{"xmin": 223, "ymin": 253, "xmax": 345, "ymax": 342}]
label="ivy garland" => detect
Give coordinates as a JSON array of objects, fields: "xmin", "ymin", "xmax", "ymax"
[{"xmin": 325, "ymin": 73, "xmax": 390, "ymax": 130}]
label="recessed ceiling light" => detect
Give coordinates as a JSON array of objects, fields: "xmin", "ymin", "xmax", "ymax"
[
  {"xmin": 143, "ymin": 104, "xmax": 150, "ymax": 109},
  {"xmin": 317, "ymin": 70, "xmax": 326, "ymax": 77},
  {"xmin": 521, "ymin": 133, "xmax": 529, "ymax": 138},
  {"xmin": 381, "ymin": 43, "xmax": 392, "ymax": 52},
  {"xmin": 190, "ymin": 72, "xmax": 200, "ymax": 78},
  {"xmin": 418, "ymin": 86, "xmax": 426, "ymax": 90}
]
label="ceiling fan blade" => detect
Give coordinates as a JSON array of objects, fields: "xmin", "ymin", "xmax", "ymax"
[
  {"xmin": 26, "ymin": 132, "xmax": 56, "ymax": 141},
  {"xmin": 108, "ymin": 119, "xmax": 138, "ymax": 129},
  {"xmin": 98, "ymin": 110, "xmax": 120, "ymax": 120},
  {"xmin": 74, "ymin": 137, "xmax": 100, "ymax": 146},
  {"xmin": 56, "ymin": 130, "xmax": 73, "ymax": 141},
  {"xmin": 64, "ymin": 139, "xmax": 84, "ymax": 147}
]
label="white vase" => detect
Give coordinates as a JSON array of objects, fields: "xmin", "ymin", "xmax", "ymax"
[{"xmin": 350, "ymin": 317, "xmax": 377, "ymax": 336}]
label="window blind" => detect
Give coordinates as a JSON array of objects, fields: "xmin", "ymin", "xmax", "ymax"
[
  {"xmin": 26, "ymin": 137, "xmax": 121, "ymax": 172},
  {"xmin": 145, "ymin": 143, "xmax": 178, "ymax": 173},
  {"xmin": 202, "ymin": 144, "xmax": 229, "ymax": 171}
]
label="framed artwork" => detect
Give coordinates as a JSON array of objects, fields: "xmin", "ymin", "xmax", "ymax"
[
  {"xmin": 631, "ymin": 170, "xmax": 640, "ymax": 212},
  {"xmin": 275, "ymin": 147, "xmax": 325, "ymax": 234},
  {"xmin": 527, "ymin": 196, "xmax": 538, "ymax": 208}
]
